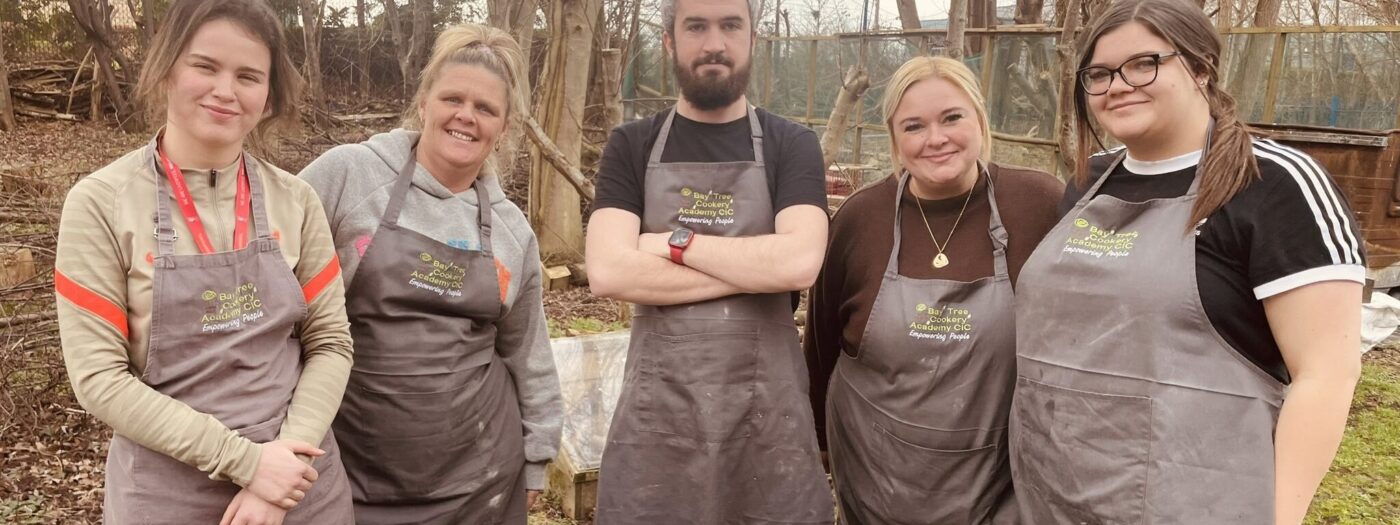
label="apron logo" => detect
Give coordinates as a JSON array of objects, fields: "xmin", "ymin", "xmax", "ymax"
[
  {"xmin": 1063, "ymin": 219, "xmax": 1139, "ymax": 259},
  {"xmin": 410, "ymin": 252, "xmax": 466, "ymax": 297},
  {"xmin": 676, "ymin": 187, "xmax": 737, "ymax": 227},
  {"xmin": 908, "ymin": 304, "xmax": 973, "ymax": 342},
  {"xmin": 199, "ymin": 283, "xmax": 265, "ymax": 333}
]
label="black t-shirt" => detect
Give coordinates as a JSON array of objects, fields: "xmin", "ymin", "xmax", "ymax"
[
  {"xmin": 591, "ymin": 108, "xmax": 828, "ymax": 217},
  {"xmin": 1060, "ymin": 139, "xmax": 1366, "ymax": 383}
]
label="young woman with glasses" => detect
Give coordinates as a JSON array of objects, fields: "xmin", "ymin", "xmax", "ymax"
[{"xmin": 1009, "ymin": 0, "xmax": 1364, "ymax": 523}]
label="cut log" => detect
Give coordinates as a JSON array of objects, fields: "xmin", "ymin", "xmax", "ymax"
[{"xmin": 0, "ymin": 247, "xmax": 38, "ymax": 288}]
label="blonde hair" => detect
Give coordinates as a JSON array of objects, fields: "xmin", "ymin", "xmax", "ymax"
[
  {"xmin": 880, "ymin": 56, "xmax": 992, "ymax": 176},
  {"xmin": 405, "ymin": 24, "xmax": 529, "ymax": 176}
]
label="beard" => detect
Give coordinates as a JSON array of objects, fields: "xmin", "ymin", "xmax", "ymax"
[{"xmin": 673, "ymin": 51, "xmax": 751, "ymax": 111}]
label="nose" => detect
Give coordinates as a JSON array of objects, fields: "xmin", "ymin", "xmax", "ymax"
[
  {"xmin": 454, "ymin": 105, "xmax": 476, "ymax": 126},
  {"xmin": 701, "ymin": 27, "xmax": 725, "ymax": 55},
  {"xmin": 210, "ymin": 72, "xmax": 236, "ymax": 101}
]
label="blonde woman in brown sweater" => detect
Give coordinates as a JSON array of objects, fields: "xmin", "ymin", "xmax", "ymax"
[
  {"xmin": 54, "ymin": 1, "xmax": 353, "ymax": 523},
  {"xmin": 804, "ymin": 56, "xmax": 1063, "ymax": 524}
]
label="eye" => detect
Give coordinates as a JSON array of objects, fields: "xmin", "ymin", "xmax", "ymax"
[
  {"xmin": 1129, "ymin": 56, "xmax": 1159, "ymax": 72},
  {"xmin": 723, "ymin": 21, "xmax": 741, "ymax": 31},
  {"xmin": 903, "ymin": 122, "xmax": 924, "ymax": 133},
  {"xmin": 194, "ymin": 62, "xmax": 215, "ymax": 72},
  {"xmin": 687, "ymin": 23, "xmax": 705, "ymax": 32},
  {"xmin": 944, "ymin": 113, "xmax": 965, "ymax": 124},
  {"xmin": 444, "ymin": 96, "xmax": 462, "ymax": 104},
  {"xmin": 239, "ymin": 74, "xmax": 261, "ymax": 83},
  {"xmin": 1084, "ymin": 68, "xmax": 1112, "ymax": 82},
  {"xmin": 477, "ymin": 104, "xmax": 496, "ymax": 116}
]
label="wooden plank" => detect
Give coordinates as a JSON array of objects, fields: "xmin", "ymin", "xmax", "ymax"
[{"xmin": 0, "ymin": 247, "xmax": 38, "ymax": 288}]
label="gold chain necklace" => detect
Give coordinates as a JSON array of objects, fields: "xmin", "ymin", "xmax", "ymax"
[{"xmin": 913, "ymin": 181, "xmax": 975, "ymax": 269}]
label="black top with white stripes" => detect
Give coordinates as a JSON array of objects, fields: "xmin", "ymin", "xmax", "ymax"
[{"xmin": 1060, "ymin": 139, "xmax": 1367, "ymax": 384}]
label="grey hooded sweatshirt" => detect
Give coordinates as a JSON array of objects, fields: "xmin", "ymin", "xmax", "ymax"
[{"xmin": 299, "ymin": 128, "xmax": 561, "ymax": 490}]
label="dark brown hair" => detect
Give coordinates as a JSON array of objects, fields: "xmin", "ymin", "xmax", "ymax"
[
  {"xmin": 134, "ymin": 0, "xmax": 302, "ymax": 152},
  {"xmin": 1073, "ymin": 0, "xmax": 1258, "ymax": 227}
]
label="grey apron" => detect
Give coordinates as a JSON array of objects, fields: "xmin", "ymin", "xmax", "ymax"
[
  {"xmin": 595, "ymin": 106, "xmax": 834, "ymax": 524},
  {"xmin": 827, "ymin": 170, "xmax": 1019, "ymax": 525},
  {"xmin": 1010, "ymin": 138, "xmax": 1285, "ymax": 524},
  {"xmin": 332, "ymin": 149, "xmax": 527, "ymax": 525},
  {"xmin": 103, "ymin": 142, "xmax": 354, "ymax": 524}
]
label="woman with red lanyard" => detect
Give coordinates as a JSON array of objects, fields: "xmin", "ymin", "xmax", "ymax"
[
  {"xmin": 1010, "ymin": 0, "xmax": 1364, "ymax": 523},
  {"xmin": 805, "ymin": 56, "xmax": 1063, "ymax": 524},
  {"xmin": 55, "ymin": 1, "xmax": 354, "ymax": 524}
]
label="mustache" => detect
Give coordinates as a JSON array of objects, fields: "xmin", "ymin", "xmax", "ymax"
[{"xmin": 692, "ymin": 53, "xmax": 734, "ymax": 69}]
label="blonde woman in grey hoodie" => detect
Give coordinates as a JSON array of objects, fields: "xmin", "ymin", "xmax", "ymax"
[{"xmin": 299, "ymin": 23, "xmax": 561, "ymax": 525}]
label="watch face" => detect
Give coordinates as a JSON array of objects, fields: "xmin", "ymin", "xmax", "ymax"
[{"xmin": 669, "ymin": 228, "xmax": 694, "ymax": 247}]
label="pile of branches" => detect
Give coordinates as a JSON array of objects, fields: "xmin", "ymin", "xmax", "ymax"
[{"xmin": 7, "ymin": 58, "xmax": 127, "ymax": 122}]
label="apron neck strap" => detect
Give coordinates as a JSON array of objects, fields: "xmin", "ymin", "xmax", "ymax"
[
  {"xmin": 1079, "ymin": 118, "xmax": 1217, "ymax": 206},
  {"xmin": 147, "ymin": 137, "xmax": 272, "ymax": 258},
  {"xmin": 647, "ymin": 104, "xmax": 765, "ymax": 168},
  {"xmin": 385, "ymin": 144, "xmax": 495, "ymax": 253},
  {"xmin": 889, "ymin": 163, "xmax": 1007, "ymax": 278}
]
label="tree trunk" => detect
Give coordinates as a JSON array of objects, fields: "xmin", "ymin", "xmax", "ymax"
[
  {"xmin": 67, "ymin": 0, "xmax": 140, "ymax": 130},
  {"xmin": 357, "ymin": 0, "xmax": 370, "ymax": 96},
  {"xmin": 1054, "ymin": 0, "xmax": 1084, "ymax": 177},
  {"xmin": 0, "ymin": 22, "xmax": 16, "ymax": 131},
  {"xmin": 301, "ymin": 0, "xmax": 327, "ymax": 113},
  {"xmin": 1015, "ymin": 0, "xmax": 1044, "ymax": 24},
  {"xmin": 894, "ymin": 0, "xmax": 922, "ymax": 49},
  {"xmin": 408, "ymin": 0, "xmax": 433, "ymax": 90},
  {"xmin": 600, "ymin": 48, "xmax": 623, "ymax": 133},
  {"xmin": 945, "ymin": 0, "xmax": 968, "ymax": 59},
  {"xmin": 528, "ymin": 0, "xmax": 602, "ymax": 264},
  {"xmin": 819, "ymin": 65, "xmax": 870, "ymax": 168},
  {"xmin": 1232, "ymin": 0, "xmax": 1282, "ymax": 118}
]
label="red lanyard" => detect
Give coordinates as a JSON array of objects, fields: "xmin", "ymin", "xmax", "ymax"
[{"xmin": 157, "ymin": 144, "xmax": 251, "ymax": 254}]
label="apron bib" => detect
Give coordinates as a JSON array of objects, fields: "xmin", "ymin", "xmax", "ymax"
[
  {"xmin": 595, "ymin": 107, "xmax": 834, "ymax": 524},
  {"xmin": 1010, "ymin": 134, "xmax": 1285, "ymax": 524},
  {"xmin": 332, "ymin": 149, "xmax": 527, "ymax": 525},
  {"xmin": 828, "ymin": 170, "xmax": 1019, "ymax": 525},
  {"xmin": 103, "ymin": 140, "xmax": 353, "ymax": 525}
]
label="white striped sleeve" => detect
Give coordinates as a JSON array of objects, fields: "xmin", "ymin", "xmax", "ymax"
[{"xmin": 1249, "ymin": 140, "xmax": 1366, "ymax": 299}]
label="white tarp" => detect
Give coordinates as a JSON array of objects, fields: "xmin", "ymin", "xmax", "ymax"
[
  {"xmin": 1362, "ymin": 293, "xmax": 1400, "ymax": 354},
  {"xmin": 550, "ymin": 331, "xmax": 630, "ymax": 472}
]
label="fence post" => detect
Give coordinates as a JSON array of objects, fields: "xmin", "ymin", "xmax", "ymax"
[
  {"xmin": 807, "ymin": 39, "xmax": 817, "ymax": 123},
  {"xmin": 1261, "ymin": 31, "xmax": 1287, "ymax": 124}
]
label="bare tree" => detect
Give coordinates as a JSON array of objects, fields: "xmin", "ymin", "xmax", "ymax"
[
  {"xmin": 946, "ymin": 0, "xmax": 968, "ymax": 59},
  {"xmin": 301, "ymin": 0, "xmax": 329, "ymax": 112},
  {"xmin": 1015, "ymin": 0, "xmax": 1045, "ymax": 24},
  {"xmin": 820, "ymin": 65, "xmax": 870, "ymax": 168},
  {"xmin": 1232, "ymin": 0, "xmax": 1283, "ymax": 118},
  {"xmin": 0, "ymin": 21, "xmax": 16, "ymax": 131},
  {"xmin": 357, "ymin": 0, "xmax": 371, "ymax": 96},
  {"xmin": 67, "ymin": 0, "xmax": 140, "ymax": 130},
  {"xmin": 528, "ymin": 0, "xmax": 603, "ymax": 263},
  {"xmin": 380, "ymin": 0, "xmax": 434, "ymax": 93}
]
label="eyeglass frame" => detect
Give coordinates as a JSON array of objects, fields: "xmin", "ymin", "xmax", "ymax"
[{"xmin": 1077, "ymin": 51, "xmax": 1184, "ymax": 96}]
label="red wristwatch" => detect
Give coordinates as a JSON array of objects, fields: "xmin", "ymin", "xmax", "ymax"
[{"xmin": 668, "ymin": 228, "xmax": 694, "ymax": 265}]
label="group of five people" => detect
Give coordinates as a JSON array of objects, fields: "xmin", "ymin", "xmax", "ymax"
[{"xmin": 54, "ymin": 0, "xmax": 1365, "ymax": 523}]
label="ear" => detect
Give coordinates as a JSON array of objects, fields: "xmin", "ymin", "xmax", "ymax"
[{"xmin": 663, "ymin": 30, "xmax": 674, "ymax": 56}]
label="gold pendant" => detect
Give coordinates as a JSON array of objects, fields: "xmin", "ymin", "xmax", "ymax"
[{"xmin": 932, "ymin": 253, "xmax": 950, "ymax": 269}]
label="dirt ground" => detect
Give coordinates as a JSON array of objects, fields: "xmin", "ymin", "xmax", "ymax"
[{"xmin": 0, "ymin": 115, "xmax": 610, "ymax": 523}]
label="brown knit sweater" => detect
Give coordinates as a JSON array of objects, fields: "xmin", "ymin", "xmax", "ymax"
[{"xmin": 803, "ymin": 162, "xmax": 1065, "ymax": 448}]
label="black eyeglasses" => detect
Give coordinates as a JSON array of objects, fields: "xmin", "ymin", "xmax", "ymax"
[{"xmin": 1078, "ymin": 52, "xmax": 1182, "ymax": 95}]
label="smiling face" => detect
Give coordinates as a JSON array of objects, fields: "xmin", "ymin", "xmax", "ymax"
[
  {"xmin": 891, "ymin": 77, "xmax": 984, "ymax": 199},
  {"xmin": 164, "ymin": 19, "xmax": 271, "ymax": 152},
  {"xmin": 415, "ymin": 63, "xmax": 509, "ymax": 181},
  {"xmin": 664, "ymin": 0, "xmax": 754, "ymax": 111},
  {"xmin": 1085, "ymin": 21, "xmax": 1208, "ymax": 149}
]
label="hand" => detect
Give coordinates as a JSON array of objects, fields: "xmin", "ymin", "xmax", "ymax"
[
  {"xmin": 526, "ymin": 489, "xmax": 542, "ymax": 510},
  {"xmin": 220, "ymin": 488, "xmax": 288, "ymax": 525},
  {"xmin": 638, "ymin": 232, "xmax": 672, "ymax": 259},
  {"xmin": 247, "ymin": 440, "xmax": 322, "ymax": 509}
]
